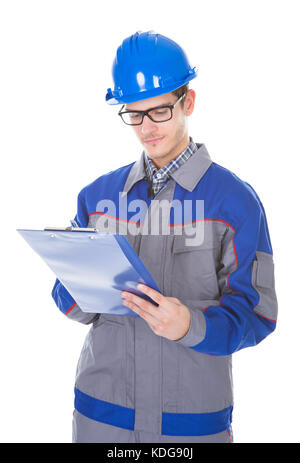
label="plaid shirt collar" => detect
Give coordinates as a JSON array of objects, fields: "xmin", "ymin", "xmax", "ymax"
[{"xmin": 143, "ymin": 136, "xmax": 198, "ymax": 195}]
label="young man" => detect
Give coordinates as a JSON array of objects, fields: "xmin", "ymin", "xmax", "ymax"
[{"xmin": 52, "ymin": 31, "xmax": 278, "ymax": 443}]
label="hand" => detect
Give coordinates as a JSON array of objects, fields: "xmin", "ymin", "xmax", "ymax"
[{"xmin": 121, "ymin": 284, "xmax": 191, "ymax": 341}]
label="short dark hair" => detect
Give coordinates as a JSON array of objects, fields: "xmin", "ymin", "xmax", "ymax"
[{"xmin": 171, "ymin": 84, "xmax": 189, "ymax": 107}]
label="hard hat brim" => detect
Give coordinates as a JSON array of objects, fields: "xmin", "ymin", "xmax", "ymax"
[{"xmin": 106, "ymin": 71, "xmax": 197, "ymax": 105}]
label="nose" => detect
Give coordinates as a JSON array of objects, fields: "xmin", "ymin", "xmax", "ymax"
[{"xmin": 141, "ymin": 114, "xmax": 158, "ymax": 134}]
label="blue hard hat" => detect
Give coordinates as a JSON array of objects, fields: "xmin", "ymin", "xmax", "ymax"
[{"xmin": 106, "ymin": 31, "xmax": 197, "ymax": 105}]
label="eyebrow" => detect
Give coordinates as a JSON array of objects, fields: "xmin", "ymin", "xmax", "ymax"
[{"xmin": 124, "ymin": 102, "xmax": 173, "ymax": 112}]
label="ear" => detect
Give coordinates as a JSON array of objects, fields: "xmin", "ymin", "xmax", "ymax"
[{"xmin": 184, "ymin": 89, "xmax": 196, "ymax": 116}]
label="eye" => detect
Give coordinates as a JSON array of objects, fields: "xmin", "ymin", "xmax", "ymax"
[
  {"xmin": 129, "ymin": 113, "xmax": 140, "ymax": 120},
  {"xmin": 153, "ymin": 108, "xmax": 169, "ymax": 116}
]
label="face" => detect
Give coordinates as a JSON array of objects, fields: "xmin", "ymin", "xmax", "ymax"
[{"xmin": 124, "ymin": 89, "xmax": 196, "ymax": 169}]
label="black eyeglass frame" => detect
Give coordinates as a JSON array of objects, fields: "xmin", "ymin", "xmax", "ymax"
[{"xmin": 118, "ymin": 93, "xmax": 186, "ymax": 126}]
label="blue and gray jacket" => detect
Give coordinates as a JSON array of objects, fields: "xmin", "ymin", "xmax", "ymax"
[{"xmin": 52, "ymin": 143, "xmax": 278, "ymax": 437}]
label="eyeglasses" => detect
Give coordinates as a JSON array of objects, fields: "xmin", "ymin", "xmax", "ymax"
[{"xmin": 118, "ymin": 93, "xmax": 186, "ymax": 126}]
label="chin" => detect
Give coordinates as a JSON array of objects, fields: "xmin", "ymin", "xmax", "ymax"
[{"xmin": 145, "ymin": 141, "xmax": 168, "ymax": 157}]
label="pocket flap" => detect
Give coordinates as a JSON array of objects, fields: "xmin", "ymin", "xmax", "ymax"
[{"xmin": 172, "ymin": 235, "xmax": 214, "ymax": 253}]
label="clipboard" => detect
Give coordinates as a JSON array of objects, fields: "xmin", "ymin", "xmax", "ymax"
[{"xmin": 17, "ymin": 226, "xmax": 161, "ymax": 316}]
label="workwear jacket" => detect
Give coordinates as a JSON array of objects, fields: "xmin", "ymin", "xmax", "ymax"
[{"xmin": 52, "ymin": 143, "xmax": 278, "ymax": 438}]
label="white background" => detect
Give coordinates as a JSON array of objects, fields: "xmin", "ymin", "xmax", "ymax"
[{"xmin": 0, "ymin": 0, "xmax": 299, "ymax": 443}]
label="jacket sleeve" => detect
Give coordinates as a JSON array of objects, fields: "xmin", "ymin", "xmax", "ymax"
[
  {"xmin": 176, "ymin": 190, "xmax": 278, "ymax": 356},
  {"xmin": 51, "ymin": 187, "xmax": 99, "ymax": 325}
]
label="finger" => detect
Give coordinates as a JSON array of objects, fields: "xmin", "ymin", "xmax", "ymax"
[
  {"xmin": 122, "ymin": 292, "xmax": 163, "ymax": 319},
  {"xmin": 166, "ymin": 297, "xmax": 181, "ymax": 306},
  {"xmin": 122, "ymin": 298, "xmax": 158, "ymax": 326},
  {"xmin": 136, "ymin": 284, "xmax": 170, "ymax": 307}
]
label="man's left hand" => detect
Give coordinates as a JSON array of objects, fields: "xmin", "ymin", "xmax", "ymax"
[{"xmin": 121, "ymin": 284, "xmax": 190, "ymax": 341}]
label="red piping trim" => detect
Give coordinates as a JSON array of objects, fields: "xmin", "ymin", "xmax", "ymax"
[
  {"xmin": 226, "ymin": 237, "xmax": 239, "ymax": 290},
  {"xmin": 88, "ymin": 213, "xmax": 237, "ymax": 230},
  {"xmin": 169, "ymin": 218, "xmax": 236, "ymax": 230},
  {"xmin": 231, "ymin": 237, "xmax": 238, "ymax": 267},
  {"xmin": 226, "ymin": 428, "xmax": 233, "ymax": 441},
  {"xmin": 65, "ymin": 302, "xmax": 76, "ymax": 315},
  {"xmin": 255, "ymin": 312, "xmax": 277, "ymax": 323},
  {"xmin": 219, "ymin": 236, "xmax": 239, "ymax": 305}
]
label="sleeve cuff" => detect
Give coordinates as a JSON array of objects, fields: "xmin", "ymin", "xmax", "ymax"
[{"xmin": 175, "ymin": 305, "xmax": 207, "ymax": 347}]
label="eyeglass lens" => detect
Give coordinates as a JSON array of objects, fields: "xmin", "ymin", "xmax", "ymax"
[{"xmin": 121, "ymin": 107, "xmax": 172, "ymax": 125}]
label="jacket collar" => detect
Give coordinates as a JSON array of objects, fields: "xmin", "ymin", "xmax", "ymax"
[{"xmin": 121, "ymin": 143, "xmax": 212, "ymax": 197}]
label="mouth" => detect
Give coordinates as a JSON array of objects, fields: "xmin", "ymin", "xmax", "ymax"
[{"xmin": 144, "ymin": 136, "xmax": 165, "ymax": 146}]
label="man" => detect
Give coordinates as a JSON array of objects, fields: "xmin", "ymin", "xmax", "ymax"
[{"xmin": 52, "ymin": 31, "xmax": 278, "ymax": 443}]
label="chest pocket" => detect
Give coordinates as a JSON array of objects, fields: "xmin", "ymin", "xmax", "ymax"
[{"xmin": 170, "ymin": 234, "xmax": 220, "ymax": 301}]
